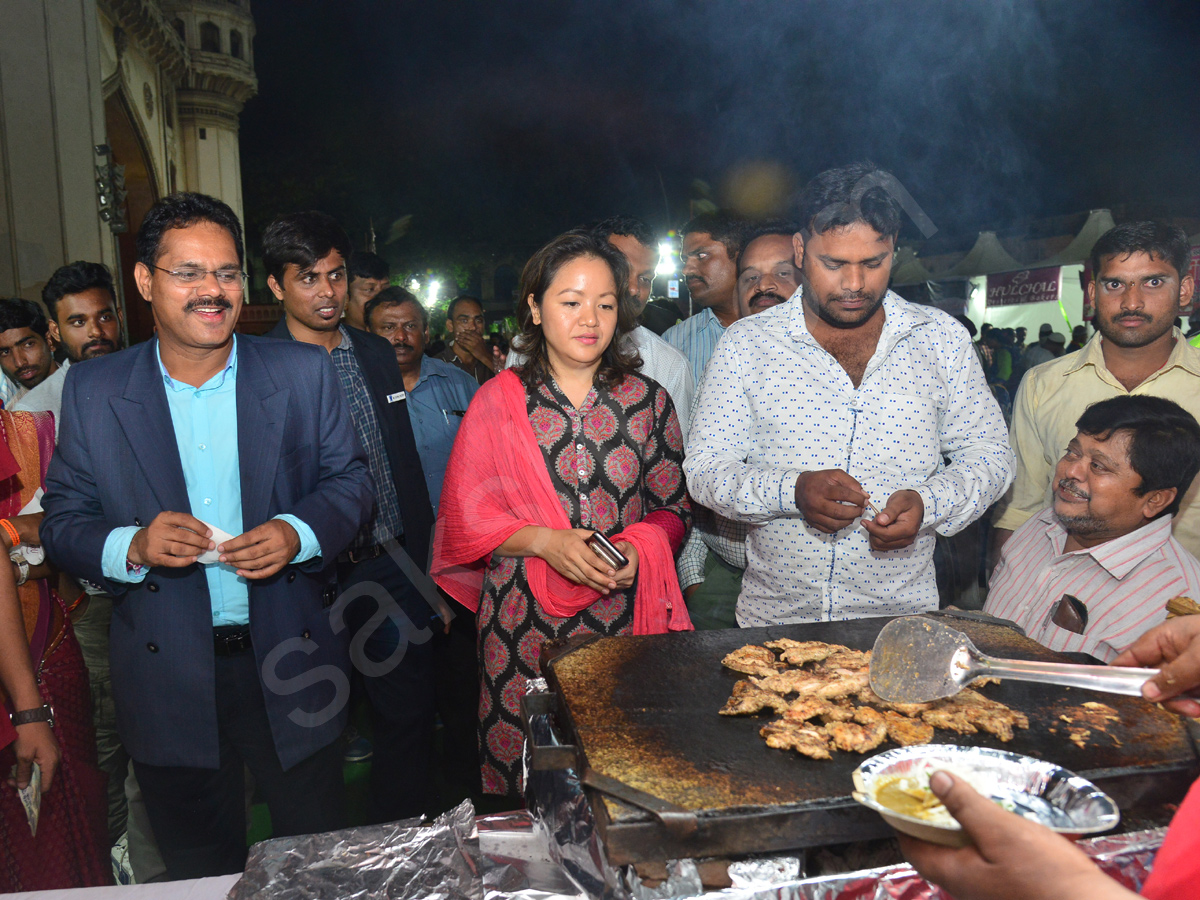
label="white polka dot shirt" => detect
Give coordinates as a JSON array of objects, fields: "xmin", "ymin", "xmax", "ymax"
[{"xmin": 684, "ymin": 290, "xmax": 1014, "ymax": 626}]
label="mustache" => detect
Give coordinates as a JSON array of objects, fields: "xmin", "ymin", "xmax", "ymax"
[
  {"xmin": 183, "ymin": 297, "xmax": 233, "ymax": 312},
  {"xmin": 1057, "ymin": 478, "xmax": 1089, "ymax": 500},
  {"xmin": 82, "ymin": 339, "xmax": 118, "ymax": 354},
  {"xmin": 751, "ymin": 291, "xmax": 788, "ymax": 306},
  {"xmin": 1111, "ymin": 310, "xmax": 1151, "ymax": 322}
]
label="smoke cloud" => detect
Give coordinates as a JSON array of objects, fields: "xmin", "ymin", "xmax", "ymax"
[{"xmin": 242, "ymin": 0, "xmax": 1200, "ymax": 257}]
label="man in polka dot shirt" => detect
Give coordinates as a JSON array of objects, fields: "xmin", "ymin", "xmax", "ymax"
[{"xmin": 684, "ymin": 162, "xmax": 1013, "ymax": 626}]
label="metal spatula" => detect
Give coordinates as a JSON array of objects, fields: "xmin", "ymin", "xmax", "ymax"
[{"xmin": 868, "ymin": 616, "xmax": 1159, "ymax": 704}]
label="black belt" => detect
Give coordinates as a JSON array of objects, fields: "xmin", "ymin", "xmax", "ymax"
[
  {"xmin": 213, "ymin": 625, "xmax": 253, "ymax": 657},
  {"xmin": 338, "ymin": 533, "xmax": 405, "ymax": 566}
]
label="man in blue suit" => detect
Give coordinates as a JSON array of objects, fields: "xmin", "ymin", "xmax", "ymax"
[{"xmin": 41, "ymin": 193, "xmax": 374, "ymax": 880}]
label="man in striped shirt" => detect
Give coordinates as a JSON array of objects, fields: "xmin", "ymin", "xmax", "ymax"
[
  {"xmin": 985, "ymin": 395, "xmax": 1200, "ymax": 662},
  {"xmin": 662, "ymin": 211, "xmax": 745, "ymax": 385}
]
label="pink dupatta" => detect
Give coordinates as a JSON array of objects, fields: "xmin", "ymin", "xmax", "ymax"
[{"xmin": 432, "ymin": 369, "xmax": 691, "ymax": 635}]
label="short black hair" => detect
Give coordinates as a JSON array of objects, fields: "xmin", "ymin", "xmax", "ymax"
[
  {"xmin": 136, "ymin": 192, "xmax": 244, "ymax": 269},
  {"xmin": 261, "ymin": 211, "xmax": 353, "ymax": 283},
  {"xmin": 592, "ymin": 215, "xmax": 654, "ymax": 248},
  {"xmin": 0, "ymin": 298, "xmax": 49, "ymax": 338},
  {"xmin": 680, "ymin": 211, "xmax": 746, "ymax": 262},
  {"xmin": 797, "ymin": 161, "xmax": 903, "ymax": 240},
  {"xmin": 347, "ymin": 250, "xmax": 389, "ymax": 284},
  {"xmin": 446, "ymin": 294, "xmax": 483, "ymax": 321},
  {"xmin": 1075, "ymin": 395, "xmax": 1200, "ymax": 519},
  {"xmin": 1089, "ymin": 221, "xmax": 1191, "ymax": 284},
  {"xmin": 365, "ymin": 285, "xmax": 427, "ymax": 331},
  {"xmin": 737, "ymin": 218, "xmax": 801, "ymax": 271},
  {"xmin": 42, "ymin": 261, "xmax": 117, "ymax": 321}
]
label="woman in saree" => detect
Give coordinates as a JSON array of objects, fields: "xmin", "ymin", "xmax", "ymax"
[
  {"xmin": 0, "ymin": 407, "xmax": 109, "ymax": 890},
  {"xmin": 433, "ymin": 230, "xmax": 693, "ymax": 800}
]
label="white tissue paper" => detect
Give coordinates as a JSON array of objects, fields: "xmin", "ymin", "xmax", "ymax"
[{"xmin": 196, "ymin": 520, "xmax": 237, "ymax": 565}]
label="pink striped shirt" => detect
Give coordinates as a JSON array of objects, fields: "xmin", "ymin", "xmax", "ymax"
[{"xmin": 983, "ymin": 508, "xmax": 1200, "ymax": 662}]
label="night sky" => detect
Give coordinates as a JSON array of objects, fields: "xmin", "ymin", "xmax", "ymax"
[{"xmin": 240, "ymin": 0, "xmax": 1200, "ymax": 268}]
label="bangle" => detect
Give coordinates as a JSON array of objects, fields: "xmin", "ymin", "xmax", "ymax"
[
  {"xmin": 0, "ymin": 518, "xmax": 19, "ymax": 548},
  {"xmin": 13, "ymin": 558, "xmax": 28, "ymax": 586}
]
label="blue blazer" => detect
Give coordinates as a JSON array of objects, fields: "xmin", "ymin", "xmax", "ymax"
[
  {"xmin": 41, "ymin": 336, "xmax": 374, "ymax": 770},
  {"xmin": 265, "ymin": 319, "xmax": 435, "ymax": 569}
]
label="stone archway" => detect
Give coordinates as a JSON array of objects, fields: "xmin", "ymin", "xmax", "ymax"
[{"xmin": 104, "ymin": 89, "xmax": 159, "ymax": 344}]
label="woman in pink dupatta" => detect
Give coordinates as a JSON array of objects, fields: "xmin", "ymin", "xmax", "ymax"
[
  {"xmin": 0, "ymin": 408, "xmax": 110, "ymax": 890},
  {"xmin": 434, "ymin": 230, "xmax": 692, "ymax": 800}
]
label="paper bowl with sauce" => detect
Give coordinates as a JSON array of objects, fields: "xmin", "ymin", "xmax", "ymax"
[{"xmin": 851, "ymin": 744, "xmax": 1119, "ymax": 847}]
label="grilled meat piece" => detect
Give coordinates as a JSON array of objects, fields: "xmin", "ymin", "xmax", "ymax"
[
  {"xmin": 760, "ymin": 719, "xmax": 833, "ymax": 759},
  {"xmin": 856, "ymin": 686, "xmax": 931, "ymax": 717},
  {"xmin": 825, "ymin": 719, "xmax": 887, "ymax": 753},
  {"xmin": 953, "ymin": 689, "xmax": 1029, "ymax": 741},
  {"xmin": 853, "ymin": 706, "xmax": 886, "ymax": 726},
  {"xmin": 815, "ymin": 671, "xmax": 870, "ymax": 700},
  {"xmin": 812, "ymin": 648, "xmax": 871, "ymax": 673},
  {"xmin": 883, "ymin": 710, "xmax": 934, "ymax": 746},
  {"xmin": 722, "ymin": 644, "xmax": 783, "ymax": 678},
  {"xmin": 763, "ymin": 639, "xmax": 839, "ymax": 666},
  {"xmin": 752, "ymin": 669, "xmax": 827, "ymax": 696},
  {"xmin": 818, "ymin": 702, "xmax": 858, "ymax": 723},
  {"xmin": 921, "ymin": 704, "xmax": 978, "ymax": 735},
  {"xmin": 720, "ymin": 679, "xmax": 792, "ymax": 716},
  {"xmin": 783, "ymin": 697, "xmax": 835, "ymax": 722}
]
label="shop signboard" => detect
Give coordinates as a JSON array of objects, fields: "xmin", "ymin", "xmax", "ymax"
[{"xmin": 986, "ymin": 266, "xmax": 1061, "ymax": 308}]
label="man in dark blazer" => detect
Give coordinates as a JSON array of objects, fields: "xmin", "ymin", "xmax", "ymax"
[
  {"xmin": 41, "ymin": 193, "xmax": 374, "ymax": 880},
  {"xmin": 262, "ymin": 211, "xmax": 439, "ymax": 824}
]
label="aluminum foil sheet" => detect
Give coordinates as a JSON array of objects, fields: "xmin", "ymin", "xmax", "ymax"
[
  {"xmin": 523, "ymin": 679, "xmax": 623, "ymax": 900},
  {"xmin": 657, "ymin": 827, "xmax": 1166, "ymax": 900},
  {"xmin": 727, "ymin": 857, "xmax": 803, "ymax": 889},
  {"xmin": 479, "ymin": 811, "xmax": 581, "ymax": 897},
  {"xmin": 226, "ymin": 799, "xmax": 485, "ymax": 900}
]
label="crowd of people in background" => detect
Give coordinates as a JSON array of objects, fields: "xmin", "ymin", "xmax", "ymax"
[{"xmin": 1, "ymin": 161, "xmax": 1199, "ymax": 898}]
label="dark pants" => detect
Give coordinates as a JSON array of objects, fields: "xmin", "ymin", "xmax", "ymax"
[
  {"xmin": 434, "ymin": 596, "xmax": 481, "ymax": 799},
  {"xmin": 339, "ymin": 551, "xmax": 438, "ymax": 823},
  {"xmin": 70, "ymin": 593, "xmax": 128, "ymax": 842},
  {"xmin": 133, "ymin": 647, "xmax": 345, "ymax": 881},
  {"xmin": 688, "ymin": 549, "xmax": 744, "ymax": 631}
]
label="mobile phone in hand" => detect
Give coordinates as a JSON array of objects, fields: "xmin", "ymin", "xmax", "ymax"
[{"xmin": 586, "ymin": 532, "xmax": 629, "ymax": 570}]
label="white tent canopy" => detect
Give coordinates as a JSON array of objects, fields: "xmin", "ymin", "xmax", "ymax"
[
  {"xmin": 890, "ymin": 246, "xmax": 936, "ymax": 286},
  {"xmin": 943, "ymin": 231, "xmax": 1025, "ymax": 277},
  {"xmin": 1035, "ymin": 209, "xmax": 1116, "ymax": 267}
]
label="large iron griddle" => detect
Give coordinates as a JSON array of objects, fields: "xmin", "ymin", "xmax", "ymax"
[{"xmin": 529, "ymin": 612, "xmax": 1198, "ymax": 866}]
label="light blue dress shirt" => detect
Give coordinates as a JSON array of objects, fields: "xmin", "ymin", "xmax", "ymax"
[
  {"xmin": 662, "ymin": 307, "xmax": 726, "ymax": 387},
  {"xmin": 406, "ymin": 356, "xmax": 478, "ymax": 513},
  {"xmin": 100, "ymin": 337, "xmax": 321, "ymax": 626}
]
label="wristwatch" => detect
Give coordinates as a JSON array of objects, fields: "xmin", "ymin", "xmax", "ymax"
[{"xmin": 11, "ymin": 704, "xmax": 54, "ymax": 728}]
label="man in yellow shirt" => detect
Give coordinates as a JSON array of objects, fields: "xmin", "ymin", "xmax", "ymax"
[{"xmin": 992, "ymin": 221, "xmax": 1200, "ymax": 561}]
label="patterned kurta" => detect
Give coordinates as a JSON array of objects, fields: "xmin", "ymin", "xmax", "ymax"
[{"xmin": 476, "ymin": 372, "xmax": 690, "ymax": 797}]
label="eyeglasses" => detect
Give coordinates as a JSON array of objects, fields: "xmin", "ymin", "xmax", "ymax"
[{"xmin": 152, "ymin": 266, "xmax": 247, "ymax": 290}]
